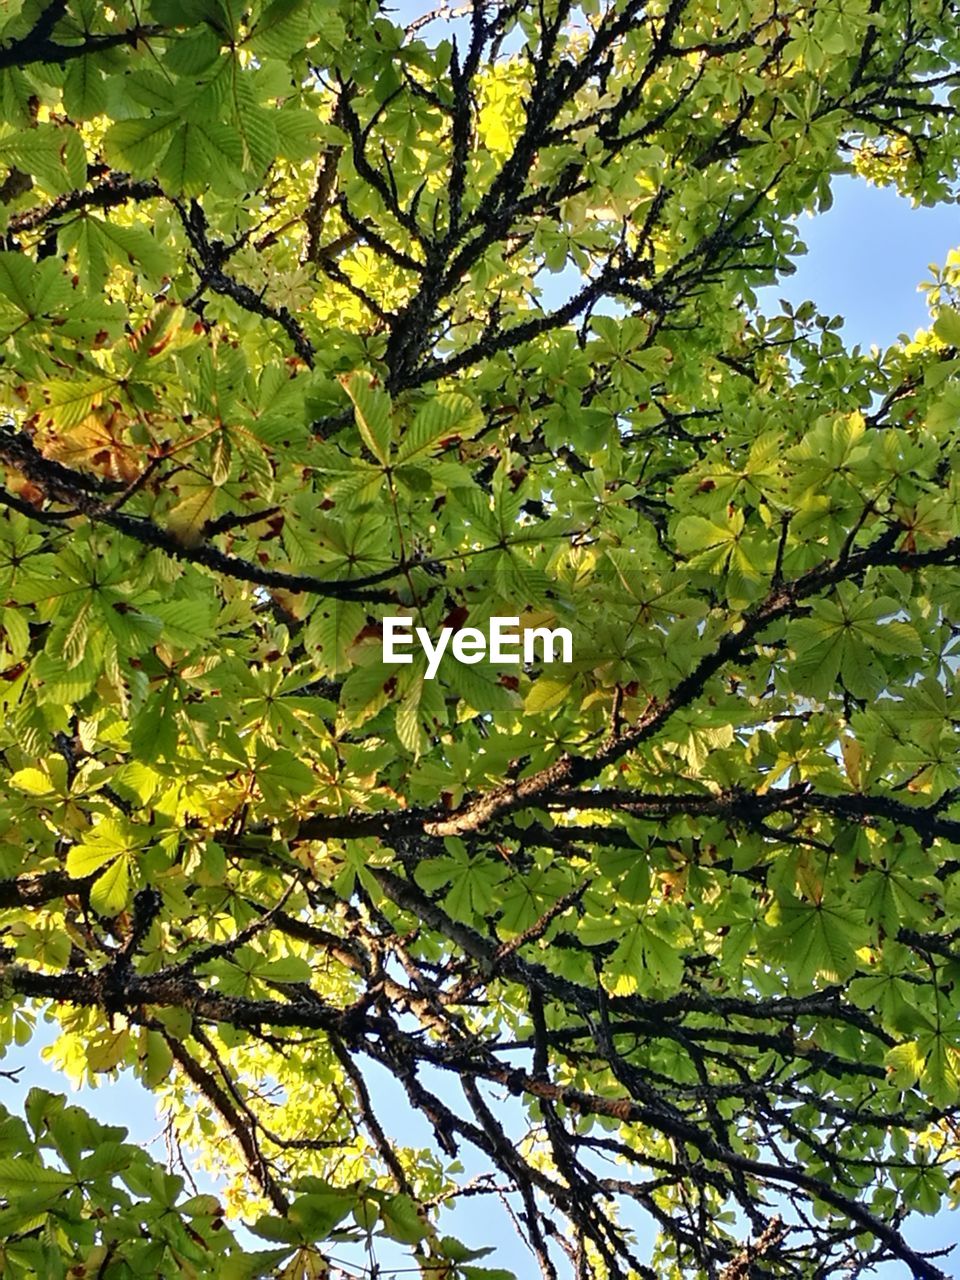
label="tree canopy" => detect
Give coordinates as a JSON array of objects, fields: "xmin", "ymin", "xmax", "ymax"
[{"xmin": 4, "ymin": 0, "xmax": 960, "ymax": 1276}]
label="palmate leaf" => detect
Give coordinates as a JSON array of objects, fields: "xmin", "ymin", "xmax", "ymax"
[
  {"xmin": 789, "ymin": 591, "xmax": 923, "ymax": 698},
  {"xmin": 603, "ymin": 917, "xmax": 685, "ymax": 996},
  {"xmin": 854, "ymin": 843, "xmax": 937, "ymax": 933},
  {"xmin": 158, "ymin": 120, "xmax": 245, "ymax": 195},
  {"xmin": 64, "ymin": 818, "xmax": 141, "ymax": 877},
  {"xmin": 674, "ymin": 511, "xmax": 745, "ymax": 573},
  {"xmin": 767, "ymin": 896, "xmax": 870, "ymax": 986},
  {"xmin": 0, "ymin": 252, "xmax": 71, "ymax": 322},
  {"xmin": 59, "ymin": 216, "xmax": 173, "ymax": 288},
  {"xmin": 497, "ymin": 866, "xmax": 573, "ymax": 934},
  {"xmin": 887, "ymin": 1033, "xmax": 960, "ymax": 1106},
  {"xmin": 0, "ymin": 252, "xmax": 122, "ymax": 344}
]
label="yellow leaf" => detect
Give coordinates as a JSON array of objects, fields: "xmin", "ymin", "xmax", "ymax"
[
  {"xmin": 87, "ymin": 1028, "xmax": 131, "ymax": 1073},
  {"xmin": 167, "ymin": 485, "xmax": 218, "ymax": 545},
  {"xmin": 42, "ymin": 408, "xmax": 140, "ymax": 483},
  {"xmin": 840, "ymin": 734, "xmax": 862, "ymax": 790},
  {"xmin": 66, "ymin": 843, "xmax": 112, "ymax": 878},
  {"xmin": 9, "ymin": 766, "xmax": 55, "ymax": 795},
  {"xmin": 341, "ymin": 372, "xmax": 392, "ymax": 465},
  {"xmin": 90, "ymin": 853, "xmax": 130, "ymax": 916},
  {"xmin": 142, "ymin": 1029, "xmax": 173, "ymax": 1086}
]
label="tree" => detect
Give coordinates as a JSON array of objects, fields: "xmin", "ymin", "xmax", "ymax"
[{"xmin": 3, "ymin": 0, "xmax": 960, "ymax": 1275}]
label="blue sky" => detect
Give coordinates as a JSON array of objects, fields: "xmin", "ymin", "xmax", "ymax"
[
  {"xmin": 765, "ymin": 174, "xmax": 960, "ymax": 349},
  {"xmin": 3, "ymin": 167, "xmax": 960, "ymax": 1274}
]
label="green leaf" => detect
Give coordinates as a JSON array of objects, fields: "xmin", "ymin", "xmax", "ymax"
[
  {"xmin": 167, "ymin": 485, "xmax": 218, "ymax": 545},
  {"xmin": 523, "ymin": 674, "xmax": 574, "ymax": 715},
  {"xmin": 342, "ymin": 372, "xmax": 393, "ymax": 465},
  {"xmin": 603, "ymin": 920, "xmax": 684, "ymax": 996},
  {"xmin": 934, "ymin": 306, "xmax": 960, "ymax": 347},
  {"xmin": 143, "ymin": 1031, "xmax": 174, "ymax": 1087},
  {"xmin": 248, "ymin": 0, "xmax": 312, "ymax": 59},
  {"xmin": 103, "ymin": 116, "xmax": 178, "ymax": 173},
  {"xmin": 287, "ymin": 1187, "xmax": 355, "ymax": 1237},
  {"xmin": 89, "ymin": 853, "xmax": 131, "ymax": 916},
  {"xmin": 380, "ymin": 1193, "xmax": 429, "ymax": 1244},
  {"xmin": 768, "ymin": 896, "xmax": 868, "ymax": 985},
  {"xmin": 42, "ymin": 375, "xmax": 115, "ymax": 429},
  {"xmin": 9, "ymin": 766, "xmax": 57, "ymax": 795},
  {"xmin": 65, "ymin": 819, "xmax": 141, "ymax": 877},
  {"xmin": 0, "ymin": 1158, "xmax": 70, "ymax": 1195},
  {"xmin": 396, "ymin": 393, "xmax": 484, "ymax": 464}
]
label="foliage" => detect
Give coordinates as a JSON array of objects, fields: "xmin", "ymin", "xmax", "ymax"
[
  {"xmin": 2, "ymin": 0, "xmax": 960, "ymax": 1277},
  {"xmin": 0, "ymin": 1085, "xmax": 270, "ymax": 1278}
]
